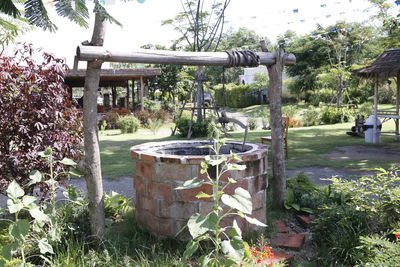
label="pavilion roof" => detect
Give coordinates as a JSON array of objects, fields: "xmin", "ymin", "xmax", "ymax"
[
  {"xmin": 354, "ymin": 48, "xmax": 400, "ymax": 80},
  {"xmin": 65, "ymin": 68, "xmax": 162, "ymax": 87}
]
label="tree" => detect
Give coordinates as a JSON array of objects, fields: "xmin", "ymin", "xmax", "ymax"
[
  {"xmin": 162, "ymin": 0, "xmax": 231, "ymax": 122},
  {"xmin": 0, "ymin": 0, "xmax": 139, "ymax": 241},
  {"xmin": 0, "ymin": 17, "xmax": 31, "ymax": 55}
]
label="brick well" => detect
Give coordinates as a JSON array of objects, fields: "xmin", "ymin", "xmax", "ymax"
[{"xmin": 131, "ymin": 140, "xmax": 268, "ymax": 239}]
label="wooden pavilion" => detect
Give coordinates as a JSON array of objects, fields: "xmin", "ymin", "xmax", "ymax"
[
  {"xmin": 354, "ymin": 48, "xmax": 400, "ymax": 143},
  {"xmin": 65, "ymin": 68, "xmax": 161, "ymax": 112}
]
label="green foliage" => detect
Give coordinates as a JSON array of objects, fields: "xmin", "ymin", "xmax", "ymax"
[
  {"xmin": 143, "ymin": 98, "xmax": 162, "ymax": 113},
  {"xmin": 148, "ymin": 119, "xmax": 163, "ymax": 135},
  {"xmin": 247, "ymin": 118, "xmax": 257, "ymax": 130},
  {"xmin": 312, "ymin": 168, "xmax": 400, "ymax": 266},
  {"xmin": 301, "ymin": 106, "xmax": 320, "ymax": 126},
  {"xmin": 357, "ymin": 102, "xmax": 374, "ymax": 118},
  {"xmin": 174, "ymin": 117, "xmax": 212, "ymax": 137},
  {"xmin": 118, "ymin": 116, "xmax": 140, "ymax": 134},
  {"xmin": 0, "ymin": 147, "xmax": 78, "ymax": 265},
  {"xmin": 355, "ymin": 234, "xmax": 400, "ymax": 266},
  {"xmin": 320, "ymin": 105, "xmax": 355, "ymax": 124},
  {"xmin": 308, "ymin": 88, "xmax": 334, "ymax": 106},
  {"xmin": 134, "ymin": 109, "xmax": 170, "ymax": 128},
  {"xmin": 98, "ymin": 112, "xmax": 120, "ymax": 130},
  {"xmin": 176, "ymin": 137, "xmax": 266, "ymax": 266},
  {"xmin": 213, "ymin": 83, "xmax": 260, "ymax": 108},
  {"xmin": 285, "ymin": 173, "xmax": 321, "ymax": 213},
  {"xmin": 282, "ymin": 105, "xmax": 298, "ymax": 121}
]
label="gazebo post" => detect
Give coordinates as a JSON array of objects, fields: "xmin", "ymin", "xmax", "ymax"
[
  {"xmin": 396, "ymin": 73, "xmax": 400, "ymax": 140},
  {"xmin": 373, "ymin": 80, "xmax": 379, "ymax": 144},
  {"xmin": 140, "ymin": 76, "xmax": 144, "ymax": 111}
]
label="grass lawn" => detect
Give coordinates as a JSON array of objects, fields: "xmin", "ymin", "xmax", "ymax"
[{"xmin": 99, "ymin": 117, "xmax": 399, "ymax": 179}]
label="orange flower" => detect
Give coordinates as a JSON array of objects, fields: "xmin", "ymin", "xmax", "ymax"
[
  {"xmin": 395, "ymin": 233, "xmax": 400, "ymax": 240},
  {"xmin": 250, "ymin": 247, "xmax": 258, "ymax": 257}
]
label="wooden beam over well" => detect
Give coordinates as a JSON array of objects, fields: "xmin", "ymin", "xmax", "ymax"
[{"xmin": 76, "ymin": 45, "xmax": 296, "ymax": 67}]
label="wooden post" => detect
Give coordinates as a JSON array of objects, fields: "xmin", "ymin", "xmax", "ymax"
[
  {"xmin": 396, "ymin": 74, "xmax": 400, "ymax": 140},
  {"xmin": 111, "ymin": 86, "xmax": 117, "ymax": 108},
  {"xmin": 132, "ymin": 80, "xmax": 136, "ymax": 110},
  {"xmin": 196, "ymin": 66, "xmax": 203, "ymax": 122},
  {"xmin": 140, "ymin": 76, "xmax": 144, "ymax": 111},
  {"xmin": 265, "ymin": 49, "xmax": 287, "ymax": 210},
  {"xmin": 126, "ymin": 82, "xmax": 130, "ymax": 110},
  {"xmin": 373, "ymin": 80, "xmax": 378, "ymax": 144}
]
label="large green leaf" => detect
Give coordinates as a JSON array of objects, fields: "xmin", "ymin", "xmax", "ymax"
[
  {"xmin": 6, "ymin": 181, "xmax": 24, "ymax": 199},
  {"xmin": 27, "ymin": 170, "xmax": 42, "ymax": 186},
  {"xmin": 205, "ymin": 155, "xmax": 226, "ymax": 166},
  {"xmin": 24, "ymin": 0, "xmax": 57, "ymax": 32},
  {"xmin": 22, "ymin": 195, "xmax": 37, "ymax": 207},
  {"xmin": 7, "ymin": 199, "xmax": 24, "ymax": 214},
  {"xmin": 221, "ymin": 237, "xmax": 245, "ymax": 261},
  {"xmin": 59, "ymin": 157, "xmax": 77, "ymax": 166},
  {"xmin": 226, "ymin": 163, "xmax": 246, "ymax": 171},
  {"xmin": 38, "ymin": 238, "xmax": 54, "ymax": 254},
  {"xmin": 54, "ymin": 0, "xmax": 89, "ymax": 28},
  {"xmin": 175, "ymin": 177, "xmax": 207, "ymax": 190},
  {"xmin": 1, "ymin": 242, "xmax": 17, "ymax": 260},
  {"xmin": 187, "ymin": 212, "xmax": 218, "ymax": 239},
  {"xmin": 0, "ymin": 0, "xmax": 20, "ymax": 18},
  {"xmin": 183, "ymin": 240, "xmax": 199, "ymax": 260},
  {"xmin": 221, "ymin": 188, "xmax": 252, "ymax": 215},
  {"xmin": 29, "ymin": 207, "xmax": 50, "ymax": 223},
  {"xmin": 10, "ymin": 219, "xmax": 29, "ymax": 239},
  {"xmin": 244, "ymin": 216, "xmax": 267, "ymax": 227},
  {"xmin": 228, "ymin": 220, "xmax": 242, "ymax": 238}
]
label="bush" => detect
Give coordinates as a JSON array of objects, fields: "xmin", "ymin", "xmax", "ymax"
[
  {"xmin": 174, "ymin": 117, "xmax": 211, "ymax": 137},
  {"xmin": 312, "ymin": 168, "xmax": 400, "ymax": 266},
  {"xmin": 308, "ymin": 88, "xmax": 334, "ymax": 106},
  {"xmin": 118, "ymin": 116, "xmax": 140, "ymax": 133},
  {"xmin": 143, "ymin": 98, "xmax": 163, "ymax": 112},
  {"xmin": 355, "ymin": 234, "xmax": 400, "ymax": 266},
  {"xmin": 301, "ymin": 106, "xmax": 320, "ymax": 126},
  {"xmin": 0, "ymin": 44, "xmax": 83, "ymax": 192},
  {"xmin": 357, "ymin": 102, "xmax": 373, "ymax": 119},
  {"xmin": 98, "ymin": 111, "xmax": 120, "ymax": 129},
  {"xmin": 320, "ymin": 105, "xmax": 354, "ymax": 124},
  {"xmin": 134, "ymin": 109, "xmax": 170, "ymax": 128},
  {"xmin": 247, "ymin": 117, "xmax": 257, "ymax": 130},
  {"xmin": 213, "ymin": 83, "xmax": 260, "ymax": 108}
]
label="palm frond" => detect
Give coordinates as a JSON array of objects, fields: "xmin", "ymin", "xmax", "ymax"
[
  {"xmin": 54, "ymin": 0, "xmax": 89, "ymax": 28},
  {"xmin": 24, "ymin": 0, "xmax": 57, "ymax": 32},
  {"xmin": 0, "ymin": 0, "xmax": 20, "ymax": 18},
  {"xmin": 93, "ymin": 1, "xmax": 122, "ymax": 27}
]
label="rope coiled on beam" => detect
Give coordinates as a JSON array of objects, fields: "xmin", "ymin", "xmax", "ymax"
[{"xmin": 225, "ymin": 50, "xmax": 260, "ymax": 68}]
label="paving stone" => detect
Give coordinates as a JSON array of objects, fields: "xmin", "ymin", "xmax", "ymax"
[
  {"xmin": 296, "ymin": 214, "xmax": 312, "ymax": 228},
  {"xmin": 271, "ymin": 233, "xmax": 305, "ymax": 251},
  {"xmin": 274, "ymin": 220, "xmax": 289, "ymax": 233},
  {"xmin": 264, "ymin": 250, "xmax": 294, "ymax": 265}
]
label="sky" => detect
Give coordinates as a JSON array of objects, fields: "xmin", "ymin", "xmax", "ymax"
[{"xmin": 15, "ymin": 0, "xmax": 400, "ymax": 68}]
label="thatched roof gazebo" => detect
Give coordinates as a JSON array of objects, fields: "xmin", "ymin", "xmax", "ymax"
[
  {"xmin": 65, "ymin": 68, "xmax": 161, "ymax": 111},
  {"xmin": 354, "ymin": 48, "xmax": 400, "ymax": 143}
]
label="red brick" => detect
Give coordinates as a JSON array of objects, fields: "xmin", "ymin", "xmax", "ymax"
[
  {"xmin": 274, "ymin": 220, "xmax": 289, "ymax": 233},
  {"xmin": 148, "ymin": 182, "xmax": 173, "ymax": 201},
  {"xmin": 271, "ymin": 233, "xmax": 305, "ymax": 251},
  {"xmin": 140, "ymin": 153, "xmax": 158, "ymax": 162},
  {"xmin": 253, "ymin": 175, "xmax": 267, "ymax": 193},
  {"xmin": 220, "ymin": 170, "xmax": 237, "ymax": 182},
  {"xmin": 136, "ymin": 193, "xmax": 156, "ymax": 213},
  {"xmin": 134, "ymin": 175, "xmax": 146, "ymax": 195},
  {"xmin": 264, "ymin": 251, "xmax": 294, "ymax": 265},
  {"xmin": 223, "ymin": 178, "xmax": 248, "ymax": 195},
  {"xmin": 252, "ymin": 191, "xmax": 265, "ymax": 210},
  {"xmin": 157, "ymin": 217, "xmax": 174, "ymax": 237},
  {"xmin": 296, "ymin": 214, "xmax": 312, "ymax": 228},
  {"xmin": 187, "ymin": 156, "xmax": 204, "ymax": 164},
  {"xmin": 136, "ymin": 161, "xmax": 153, "ymax": 179},
  {"xmin": 174, "ymin": 184, "xmax": 213, "ymax": 201},
  {"xmin": 154, "ymin": 163, "xmax": 194, "ymax": 182},
  {"xmin": 131, "ymin": 151, "xmax": 140, "ymax": 159},
  {"xmin": 157, "ymin": 200, "xmax": 199, "ymax": 219}
]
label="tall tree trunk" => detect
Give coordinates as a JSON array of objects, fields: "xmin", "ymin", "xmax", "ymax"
[
  {"xmin": 196, "ymin": 66, "xmax": 203, "ymax": 122},
  {"xmin": 266, "ymin": 51, "xmax": 286, "ymax": 210},
  {"xmin": 83, "ymin": 12, "xmax": 106, "ymax": 241}
]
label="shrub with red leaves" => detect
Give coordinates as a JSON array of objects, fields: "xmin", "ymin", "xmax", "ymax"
[{"xmin": 0, "ymin": 44, "xmax": 83, "ymax": 193}]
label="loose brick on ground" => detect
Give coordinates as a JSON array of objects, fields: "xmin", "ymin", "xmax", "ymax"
[
  {"xmin": 296, "ymin": 214, "xmax": 312, "ymax": 228},
  {"xmin": 271, "ymin": 233, "xmax": 305, "ymax": 251},
  {"xmin": 274, "ymin": 220, "xmax": 289, "ymax": 233}
]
